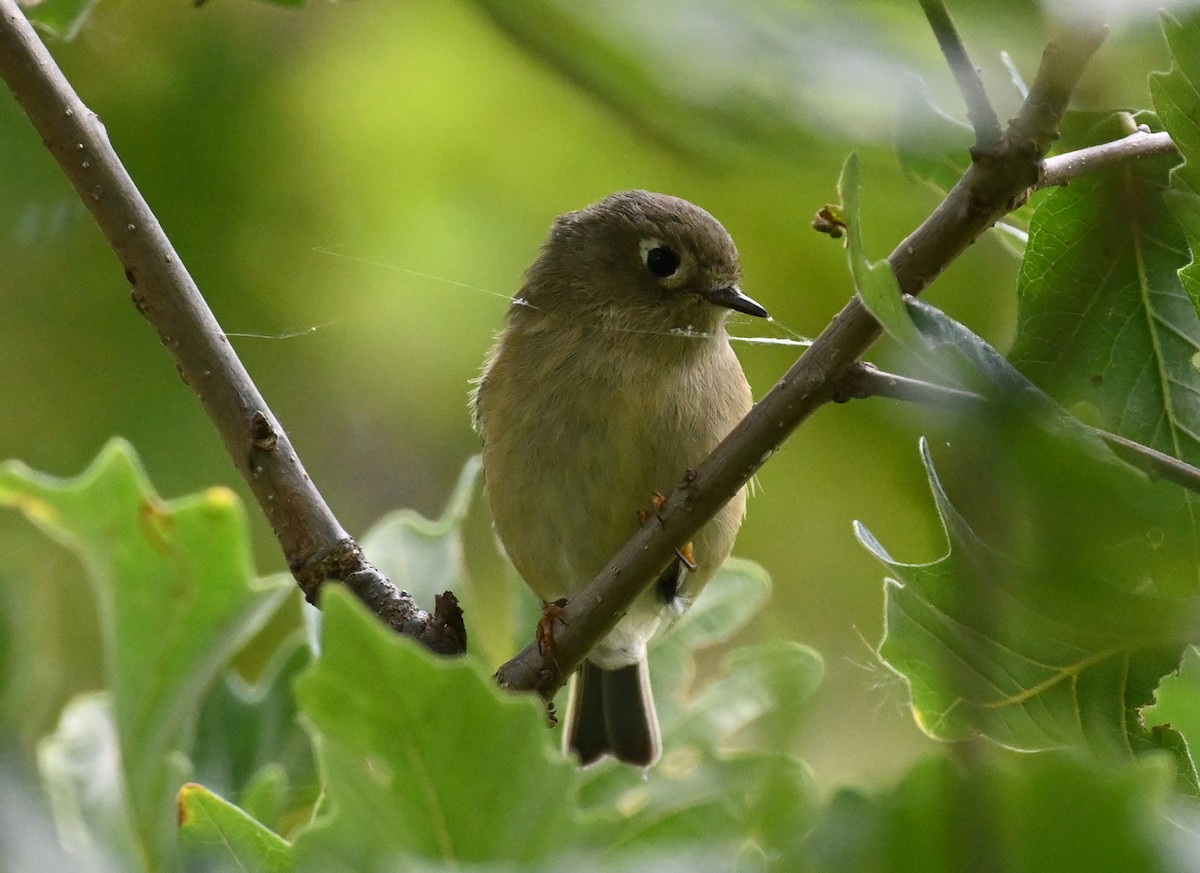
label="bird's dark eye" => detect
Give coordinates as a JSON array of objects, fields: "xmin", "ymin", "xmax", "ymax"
[{"xmin": 645, "ymin": 245, "xmax": 681, "ymax": 278}]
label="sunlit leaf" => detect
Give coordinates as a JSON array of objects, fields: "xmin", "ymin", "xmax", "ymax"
[
  {"xmin": 839, "ymin": 151, "xmax": 923, "ymax": 349},
  {"xmin": 291, "ymin": 588, "xmax": 584, "ymax": 871},
  {"xmin": 178, "ymin": 782, "xmax": 293, "ymax": 873},
  {"xmin": 0, "ymin": 440, "xmax": 291, "ymax": 870}
]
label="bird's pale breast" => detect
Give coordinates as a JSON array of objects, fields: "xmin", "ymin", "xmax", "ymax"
[{"xmin": 476, "ymin": 319, "xmax": 750, "ymax": 665}]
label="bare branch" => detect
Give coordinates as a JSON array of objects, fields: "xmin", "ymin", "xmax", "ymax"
[
  {"xmin": 919, "ymin": 0, "xmax": 1002, "ymax": 149},
  {"xmin": 496, "ymin": 22, "xmax": 1110, "ymax": 698},
  {"xmin": 1037, "ymin": 129, "xmax": 1178, "ymax": 189},
  {"xmin": 0, "ymin": 0, "xmax": 466, "ymax": 655},
  {"xmin": 1008, "ymin": 23, "xmax": 1109, "ymax": 155}
]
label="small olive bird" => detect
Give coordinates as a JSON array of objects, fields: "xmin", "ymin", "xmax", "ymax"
[{"xmin": 473, "ymin": 190, "xmax": 766, "ymax": 766}]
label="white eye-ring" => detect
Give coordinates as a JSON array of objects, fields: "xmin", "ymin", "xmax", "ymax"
[{"xmin": 640, "ymin": 237, "xmax": 690, "ymax": 286}]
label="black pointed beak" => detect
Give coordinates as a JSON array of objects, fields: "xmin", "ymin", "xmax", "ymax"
[{"xmin": 706, "ymin": 285, "xmax": 769, "ymax": 318}]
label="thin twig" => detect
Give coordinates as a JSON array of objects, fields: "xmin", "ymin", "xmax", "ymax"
[
  {"xmin": 919, "ymin": 0, "xmax": 1003, "ymax": 149},
  {"xmin": 832, "ymin": 362, "xmax": 985, "ymax": 408},
  {"xmin": 1089, "ymin": 430, "xmax": 1200, "ymax": 494},
  {"xmin": 840, "ymin": 363, "xmax": 1200, "ymax": 494},
  {"xmin": 496, "ymin": 21, "xmax": 1109, "ymax": 699},
  {"xmin": 0, "ymin": 0, "xmax": 466, "ymax": 655},
  {"xmin": 1037, "ymin": 129, "xmax": 1178, "ymax": 188}
]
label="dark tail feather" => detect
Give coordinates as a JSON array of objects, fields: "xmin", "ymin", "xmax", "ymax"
[{"xmin": 565, "ymin": 660, "xmax": 661, "ymax": 767}]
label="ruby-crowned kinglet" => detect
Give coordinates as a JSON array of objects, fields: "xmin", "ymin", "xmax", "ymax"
[{"xmin": 472, "ymin": 190, "xmax": 766, "ymax": 766}]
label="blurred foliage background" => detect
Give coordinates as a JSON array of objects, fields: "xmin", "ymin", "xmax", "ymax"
[{"xmin": 0, "ymin": 0, "xmax": 1177, "ymax": 794}]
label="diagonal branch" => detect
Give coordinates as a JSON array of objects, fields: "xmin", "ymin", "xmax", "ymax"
[
  {"xmin": 0, "ymin": 0, "xmax": 466, "ymax": 655},
  {"xmin": 496, "ymin": 20, "xmax": 1109, "ymax": 698}
]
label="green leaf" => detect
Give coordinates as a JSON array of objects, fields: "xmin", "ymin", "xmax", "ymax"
[
  {"xmin": 1011, "ymin": 118, "xmax": 1200, "ymax": 473},
  {"xmin": 1145, "ymin": 646, "xmax": 1200, "ymax": 790},
  {"xmin": 291, "ymin": 587, "xmax": 584, "ymax": 871},
  {"xmin": 0, "ymin": 440, "xmax": 291, "ymax": 871},
  {"xmin": 1151, "ymin": 12, "xmax": 1200, "ymax": 319},
  {"xmin": 805, "ymin": 751, "xmax": 1187, "ymax": 873},
  {"xmin": 839, "ymin": 152, "xmax": 923, "ymax": 349},
  {"xmin": 359, "ymin": 455, "xmax": 480, "ymax": 609},
  {"xmin": 19, "ymin": 0, "xmax": 100, "ymax": 40},
  {"xmin": 863, "ymin": 438, "xmax": 1190, "ymax": 756},
  {"xmin": 857, "ymin": 303, "xmax": 1200, "ymax": 767},
  {"xmin": 573, "ymin": 562, "xmax": 818, "ymax": 861},
  {"xmin": 179, "ymin": 782, "xmax": 293, "ymax": 873},
  {"xmin": 586, "ymin": 749, "xmax": 813, "ymax": 862},
  {"xmin": 192, "ymin": 641, "xmax": 318, "ymax": 839},
  {"xmin": 237, "ymin": 763, "xmax": 293, "ymax": 838},
  {"xmin": 679, "ymin": 640, "xmax": 823, "ymax": 751}
]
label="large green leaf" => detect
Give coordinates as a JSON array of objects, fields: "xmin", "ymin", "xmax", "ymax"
[
  {"xmin": 805, "ymin": 751, "xmax": 1192, "ymax": 873},
  {"xmin": 291, "ymin": 587, "xmax": 585, "ymax": 871},
  {"xmin": 1011, "ymin": 121, "xmax": 1200, "ymax": 474},
  {"xmin": 1152, "ymin": 12, "xmax": 1200, "ymax": 317},
  {"xmin": 863, "ymin": 437, "xmax": 1191, "ymax": 757},
  {"xmin": 0, "ymin": 440, "xmax": 291, "ymax": 871},
  {"xmin": 856, "ymin": 303, "xmax": 1200, "ymax": 771},
  {"xmin": 291, "ymin": 568, "xmax": 813, "ymax": 870}
]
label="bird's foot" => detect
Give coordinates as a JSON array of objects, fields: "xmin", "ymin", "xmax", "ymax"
[
  {"xmin": 638, "ymin": 492, "xmax": 697, "ymax": 572},
  {"xmin": 536, "ymin": 597, "xmax": 569, "ymax": 659}
]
